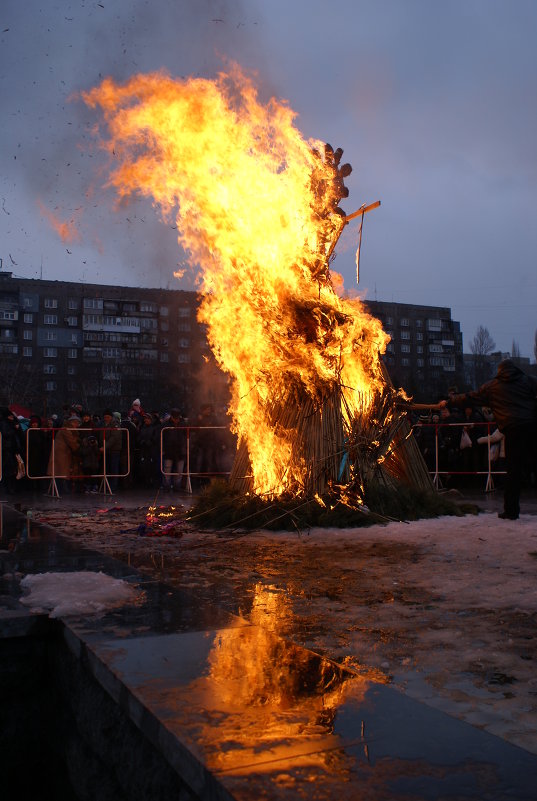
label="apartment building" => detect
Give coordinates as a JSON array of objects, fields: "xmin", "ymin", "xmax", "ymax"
[
  {"xmin": 363, "ymin": 300, "xmax": 465, "ymax": 401},
  {"xmin": 0, "ymin": 271, "xmax": 464, "ymax": 415},
  {"xmin": 0, "ymin": 271, "xmax": 227, "ymax": 418}
]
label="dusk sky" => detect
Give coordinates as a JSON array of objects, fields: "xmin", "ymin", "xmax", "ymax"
[{"xmin": 2, "ymin": 1, "xmax": 537, "ymax": 359}]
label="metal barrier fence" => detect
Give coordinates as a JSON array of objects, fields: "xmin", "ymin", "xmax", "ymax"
[
  {"xmin": 412, "ymin": 420, "xmax": 506, "ymax": 492},
  {"xmin": 16, "ymin": 424, "xmax": 232, "ymax": 498},
  {"xmin": 159, "ymin": 425, "xmax": 232, "ymax": 494},
  {"xmin": 25, "ymin": 426, "xmax": 130, "ymax": 498},
  {"xmin": 8, "ymin": 421, "xmax": 505, "ymax": 498}
]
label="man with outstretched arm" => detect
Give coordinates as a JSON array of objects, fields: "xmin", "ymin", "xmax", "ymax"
[{"xmin": 439, "ymin": 359, "xmax": 537, "ymax": 520}]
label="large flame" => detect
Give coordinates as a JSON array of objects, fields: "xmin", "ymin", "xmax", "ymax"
[{"xmin": 83, "ymin": 66, "xmax": 390, "ymax": 496}]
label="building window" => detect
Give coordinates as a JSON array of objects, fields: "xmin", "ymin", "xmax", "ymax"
[
  {"xmin": 83, "ymin": 298, "xmax": 103, "ymax": 310},
  {"xmin": 178, "ymin": 322, "xmax": 191, "ymax": 332},
  {"xmin": 401, "ymin": 344, "xmax": 410, "ymax": 353},
  {"xmin": 386, "ymin": 343, "xmax": 394, "ymax": 353},
  {"xmin": 43, "ymin": 347, "xmax": 57, "ymax": 357},
  {"xmin": 178, "ymin": 307, "xmax": 191, "ymax": 318},
  {"xmin": 385, "ymin": 316, "xmax": 393, "ymax": 325},
  {"xmin": 140, "ymin": 302, "xmax": 157, "ymax": 313},
  {"xmin": 43, "ymin": 364, "xmax": 57, "ymax": 374},
  {"xmin": 179, "ymin": 338, "xmax": 190, "ymax": 348},
  {"xmin": 46, "ymin": 331, "xmax": 57, "ymax": 341},
  {"xmin": 416, "ymin": 319, "xmax": 423, "ymax": 328},
  {"xmin": 417, "ymin": 346, "xmax": 423, "ymax": 354},
  {"xmin": 160, "ymin": 306, "xmax": 169, "ymax": 316},
  {"xmin": 23, "ymin": 297, "xmax": 33, "ymax": 308},
  {"xmin": 160, "ymin": 320, "xmax": 169, "ymax": 332},
  {"xmin": 416, "ymin": 332, "xmax": 423, "ymax": 341},
  {"xmin": 44, "ymin": 314, "xmax": 58, "ymax": 325},
  {"xmin": 44, "ymin": 298, "xmax": 58, "ymax": 309},
  {"xmin": 68, "ymin": 366, "xmax": 77, "ymax": 375},
  {"xmin": 160, "ymin": 352, "xmax": 169, "ymax": 362},
  {"xmin": 429, "ymin": 344, "xmax": 443, "ymax": 353},
  {"xmin": 123, "ymin": 303, "xmax": 137, "ymax": 312},
  {"xmin": 178, "ymin": 353, "xmax": 191, "ymax": 363},
  {"xmin": 68, "ymin": 298, "xmax": 78, "ymax": 310},
  {"xmin": 66, "ymin": 316, "xmax": 78, "ymax": 326},
  {"xmin": 71, "ymin": 334, "xmax": 78, "ymax": 344},
  {"xmin": 427, "ymin": 318, "xmax": 442, "ymax": 331},
  {"xmin": 400, "ymin": 330, "xmax": 410, "ymax": 340},
  {"xmin": 400, "ymin": 318, "xmax": 409, "ymax": 327},
  {"xmin": 23, "ymin": 330, "xmax": 33, "ymax": 340},
  {"xmin": 401, "ymin": 358, "xmax": 410, "ymax": 366},
  {"xmin": 417, "ymin": 358, "xmax": 424, "ymax": 367},
  {"xmin": 45, "ymin": 381, "xmax": 57, "ymax": 391},
  {"xmin": 68, "ymin": 348, "xmax": 77, "ymax": 358},
  {"xmin": 23, "ymin": 313, "xmax": 32, "ymax": 323}
]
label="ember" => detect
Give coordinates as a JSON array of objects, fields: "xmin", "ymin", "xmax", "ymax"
[{"xmin": 83, "ymin": 66, "xmax": 430, "ymax": 508}]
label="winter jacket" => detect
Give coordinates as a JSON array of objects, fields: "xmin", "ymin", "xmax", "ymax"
[
  {"xmin": 451, "ymin": 359, "xmax": 537, "ymax": 433},
  {"xmin": 47, "ymin": 427, "xmax": 80, "ymax": 477}
]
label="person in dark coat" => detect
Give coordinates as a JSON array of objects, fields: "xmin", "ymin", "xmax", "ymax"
[
  {"xmin": 442, "ymin": 359, "xmax": 537, "ymax": 519},
  {"xmin": 0, "ymin": 408, "xmax": 24, "ymax": 494},
  {"xmin": 161, "ymin": 408, "xmax": 186, "ymax": 491},
  {"xmin": 136, "ymin": 412, "xmax": 161, "ymax": 486},
  {"xmin": 25, "ymin": 415, "xmax": 50, "ymax": 491}
]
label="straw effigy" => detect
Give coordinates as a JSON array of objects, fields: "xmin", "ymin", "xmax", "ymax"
[{"xmin": 229, "ymin": 143, "xmax": 433, "ymax": 503}]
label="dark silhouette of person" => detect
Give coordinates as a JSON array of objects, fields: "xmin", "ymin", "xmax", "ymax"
[{"xmin": 442, "ymin": 359, "xmax": 537, "ymax": 519}]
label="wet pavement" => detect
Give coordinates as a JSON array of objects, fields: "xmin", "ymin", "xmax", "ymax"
[{"xmin": 2, "ymin": 498, "xmax": 537, "ymax": 799}]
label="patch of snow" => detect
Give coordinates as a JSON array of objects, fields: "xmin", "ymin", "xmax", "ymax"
[{"xmin": 20, "ymin": 571, "xmax": 139, "ymax": 618}]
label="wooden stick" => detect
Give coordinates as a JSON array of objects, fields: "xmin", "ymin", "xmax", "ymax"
[
  {"xmin": 398, "ymin": 402, "xmax": 443, "ymax": 411},
  {"xmin": 344, "ymin": 201, "xmax": 381, "ymax": 223}
]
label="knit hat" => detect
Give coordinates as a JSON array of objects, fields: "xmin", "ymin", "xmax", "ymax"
[
  {"xmin": 113, "ymin": 412, "xmax": 122, "ymax": 422},
  {"xmin": 132, "ymin": 399, "xmax": 141, "ymax": 408}
]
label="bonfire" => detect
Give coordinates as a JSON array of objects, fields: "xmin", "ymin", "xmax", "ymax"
[{"xmin": 82, "ymin": 65, "xmax": 432, "ymax": 517}]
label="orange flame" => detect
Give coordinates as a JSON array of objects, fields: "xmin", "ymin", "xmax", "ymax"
[
  {"xmin": 82, "ymin": 66, "xmax": 390, "ymax": 496},
  {"xmin": 38, "ymin": 200, "xmax": 81, "ymax": 244}
]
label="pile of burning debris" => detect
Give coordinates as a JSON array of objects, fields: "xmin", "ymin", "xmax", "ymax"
[{"xmin": 33, "ymin": 505, "xmax": 191, "ymax": 540}]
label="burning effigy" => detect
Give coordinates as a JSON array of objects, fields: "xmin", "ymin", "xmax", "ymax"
[{"xmin": 82, "ymin": 65, "xmax": 432, "ymax": 516}]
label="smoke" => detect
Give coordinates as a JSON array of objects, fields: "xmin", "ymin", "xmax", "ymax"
[{"xmin": 2, "ymin": 0, "xmax": 260, "ymax": 287}]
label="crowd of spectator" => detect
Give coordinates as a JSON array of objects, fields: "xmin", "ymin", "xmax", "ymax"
[
  {"xmin": 413, "ymin": 400, "xmax": 507, "ymax": 488},
  {"xmin": 414, "ymin": 360, "xmax": 537, "ymax": 503},
  {"xmin": 0, "ymin": 399, "xmax": 235, "ymax": 496}
]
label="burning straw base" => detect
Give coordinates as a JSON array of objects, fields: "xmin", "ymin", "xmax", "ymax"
[{"xmin": 188, "ymin": 479, "xmax": 477, "ymax": 532}]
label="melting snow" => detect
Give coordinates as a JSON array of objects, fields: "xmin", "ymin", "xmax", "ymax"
[{"xmin": 20, "ymin": 571, "xmax": 139, "ymax": 618}]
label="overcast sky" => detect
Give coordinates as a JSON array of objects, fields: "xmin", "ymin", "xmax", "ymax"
[{"xmin": 2, "ymin": 0, "xmax": 537, "ymax": 360}]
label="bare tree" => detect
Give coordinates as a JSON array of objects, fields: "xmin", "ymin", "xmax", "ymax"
[
  {"xmin": 469, "ymin": 325, "xmax": 496, "ymax": 386},
  {"xmin": 0, "ymin": 358, "xmax": 40, "ymax": 408}
]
